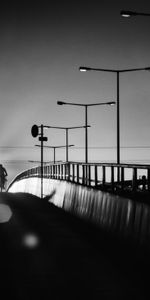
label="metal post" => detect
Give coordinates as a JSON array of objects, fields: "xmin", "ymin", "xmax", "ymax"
[
  {"xmin": 66, "ymin": 128, "xmax": 69, "ymax": 162},
  {"xmin": 53, "ymin": 147, "xmax": 56, "ymax": 164},
  {"xmin": 117, "ymin": 72, "xmax": 120, "ymax": 165},
  {"xmin": 85, "ymin": 105, "xmax": 88, "ymax": 164},
  {"xmin": 117, "ymin": 72, "xmax": 120, "ymax": 183},
  {"xmin": 41, "ymin": 124, "xmax": 44, "ymax": 199},
  {"xmin": 85, "ymin": 105, "xmax": 88, "ymax": 185}
]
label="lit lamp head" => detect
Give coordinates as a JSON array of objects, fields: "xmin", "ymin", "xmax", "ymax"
[
  {"xmin": 107, "ymin": 101, "xmax": 116, "ymax": 106},
  {"xmin": 120, "ymin": 10, "xmax": 137, "ymax": 17},
  {"xmin": 79, "ymin": 66, "xmax": 92, "ymax": 72}
]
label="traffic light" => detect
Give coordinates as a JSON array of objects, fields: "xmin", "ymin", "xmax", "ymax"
[{"xmin": 31, "ymin": 125, "xmax": 39, "ymax": 138}]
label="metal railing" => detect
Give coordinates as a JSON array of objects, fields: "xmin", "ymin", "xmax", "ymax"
[{"xmin": 8, "ymin": 161, "xmax": 150, "ymax": 193}]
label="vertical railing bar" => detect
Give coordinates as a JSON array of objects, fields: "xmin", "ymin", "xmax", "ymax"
[
  {"xmin": 65, "ymin": 164, "xmax": 67, "ymax": 180},
  {"xmin": 60, "ymin": 164, "xmax": 63, "ymax": 180},
  {"xmin": 148, "ymin": 168, "xmax": 150, "ymax": 191},
  {"xmin": 77, "ymin": 164, "xmax": 79, "ymax": 184},
  {"xmin": 111, "ymin": 166, "xmax": 114, "ymax": 191},
  {"xmin": 102, "ymin": 166, "xmax": 105, "ymax": 187},
  {"xmin": 65, "ymin": 163, "xmax": 70, "ymax": 181},
  {"xmin": 58, "ymin": 164, "xmax": 60, "ymax": 179},
  {"xmin": 57, "ymin": 165, "xmax": 59, "ymax": 179},
  {"xmin": 121, "ymin": 167, "xmax": 124, "ymax": 191},
  {"xmin": 53, "ymin": 165, "xmax": 55, "ymax": 179},
  {"xmin": 88, "ymin": 165, "xmax": 91, "ymax": 186},
  {"xmin": 55, "ymin": 165, "xmax": 57, "ymax": 179},
  {"xmin": 95, "ymin": 165, "xmax": 98, "ymax": 187},
  {"xmin": 132, "ymin": 167, "xmax": 137, "ymax": 191},
  {"xmin": 82, "ymin": 165, "xmax": 85, "ymax": 185},
  {"xmin": 72, "ymin": 164, "xmax": 75, "ymax": 182}
]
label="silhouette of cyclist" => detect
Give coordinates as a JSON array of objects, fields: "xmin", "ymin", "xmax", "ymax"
[{"xmin": 0, "ymin": 164, "xmax": 8, "ymax": 191}]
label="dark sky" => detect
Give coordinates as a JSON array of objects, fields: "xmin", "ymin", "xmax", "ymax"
[{"xmin": 1, "ymin": 0, "xmax": 150, "ymax": 184}]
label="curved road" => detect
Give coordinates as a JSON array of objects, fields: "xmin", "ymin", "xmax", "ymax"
[{"xmin": 0, "ymin": 192, "xmax": 149, "ymax": 300}]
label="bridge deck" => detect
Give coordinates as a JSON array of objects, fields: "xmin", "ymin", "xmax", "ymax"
[{"xmin": 0, "ymin": 192, "xmax": 149, "ymax": 299}]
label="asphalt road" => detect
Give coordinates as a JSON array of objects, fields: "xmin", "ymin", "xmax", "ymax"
[{"xmin": 0, "ymin": 192, "xmax": 149, "ymax": 300}]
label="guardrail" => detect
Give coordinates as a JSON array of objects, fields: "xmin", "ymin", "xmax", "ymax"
[{"xmin": 8, "ymin": 161, "xmax": 150, "ymax": 193}]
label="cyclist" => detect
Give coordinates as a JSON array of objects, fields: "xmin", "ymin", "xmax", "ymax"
[{"xmin": 0, "ymin": 164, "xmax": 8, "ymax": 191}]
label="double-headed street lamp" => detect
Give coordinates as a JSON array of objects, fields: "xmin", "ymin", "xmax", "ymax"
[
  {"xmin": 120, "ymin": 10, "xmax": 150, "ymax": 18},
  {"xmin": 35, "ymin": 144, "xmax": 74, "ymax": 163},
  {"xmin": 28, "ymin": 160, "xmax": 49, "ymax": 164},
  {"xmin": 79, "ymin": 66, "xmax": 150, "ymax": 165},
  {"xmin": 45, "ymin": 125, "xmax": 89, "ymax": 162},
  {"xmin": 57, "ymin": 100, "xmax": 115, "ymax": 164}
]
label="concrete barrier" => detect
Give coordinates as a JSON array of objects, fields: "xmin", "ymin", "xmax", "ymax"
[{"xmin": 8, "ymin": 177, "xmax": 150, "ymax": 247}]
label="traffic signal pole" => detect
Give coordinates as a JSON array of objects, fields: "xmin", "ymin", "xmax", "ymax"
[{"xmin": 31, "ymin": 124, "xmax": 48, "ymax": 199}]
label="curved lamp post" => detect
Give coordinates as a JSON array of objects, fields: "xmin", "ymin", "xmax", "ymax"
[
  {"xmin": 57, "ymin": 100, "xmax": 115, "ymax": 164},
  {"xmin": 79, "ymin": 66, "xmax": 150, "ymax": 165}
]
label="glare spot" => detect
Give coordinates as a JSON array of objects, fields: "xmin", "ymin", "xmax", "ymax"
[
  {"xmin": 22, "ymin": 233, "xmax": 39, "ymax": 248},
  {"xmin": 126, "ymin": 201, "xmax": 132, "ymax": 226},
  {"xmin": 0, "ymin": 204, "xmax": 12, "ymax": 223}
]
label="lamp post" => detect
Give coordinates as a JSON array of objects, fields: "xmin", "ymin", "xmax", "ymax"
[
  {"xmin": 79, "ymin": 66, "xmax": 150, "ymax": 165},
  {"xmin": 57, "ymin": 100, "xmax": 115, "ymax": 164},
  {"xmin": 120, "ymin": 10, "xmax": 150, "ymax": 17},
  {"xmin": 45, "ymin": 125, "xmax": 89, "ymax": 162},
  {"xmin": 35, "ymin": 144, "xmax": 74, "ymax": 163}
]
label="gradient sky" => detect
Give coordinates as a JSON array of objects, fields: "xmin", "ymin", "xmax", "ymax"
[{"xmin": 1, "ymin": 0, "xmax": 150, "ymax": 185}]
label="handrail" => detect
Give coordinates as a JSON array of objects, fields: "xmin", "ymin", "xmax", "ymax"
[
  {"xmin": 7, "ymin": 161, "xmax": 150, "ymax": 194},
  {"xmin": 68, "ymin": 161, "xmax": 150, "ymax": 169}
]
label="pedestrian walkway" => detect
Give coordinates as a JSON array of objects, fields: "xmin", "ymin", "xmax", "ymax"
[{"xmin": 0, "ymin": 192, "xmax": 149, "ymax": 299}]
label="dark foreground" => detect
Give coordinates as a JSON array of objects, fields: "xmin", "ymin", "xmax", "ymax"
[{"xmin": 0, "ymin": 192, "xmax": 150, "ymax": 300}]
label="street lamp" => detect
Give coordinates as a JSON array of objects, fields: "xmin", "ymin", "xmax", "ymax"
[
  {"xmin": 35, "ymin": 144, "xmax": 74, "ymax": 163},
  {"xmin": 79, "ymin": 66, "xmax": 150, "ymax": 165},
  {"xmin": 57, "ymin": 100, "xmax": 115, "ymax": 164},
  {"xmin": 45, "ymin": 125, "xmax": 89, "ymax": 162},
  {"xmin": 120, "ymin": 10, "xmax": 150, "ymax": 17}
]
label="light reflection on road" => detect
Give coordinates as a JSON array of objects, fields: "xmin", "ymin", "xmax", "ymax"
[
  {"xmin": 0, "ymin": 204, "xmax": 12, "ymax": 223},
  {"xmin": 22, "ymin": 233, "xmax": 40, "ymax": 249}
]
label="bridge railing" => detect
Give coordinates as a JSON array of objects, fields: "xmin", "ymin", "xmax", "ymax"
[{"xmin": 9, "ymin": 161, "xmax": 150, "ymax": 193}]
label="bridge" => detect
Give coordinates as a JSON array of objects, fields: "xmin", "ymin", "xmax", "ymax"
[{"xmin": 8, "ymin": 160, "xmax": 150, "ymax": 245}]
